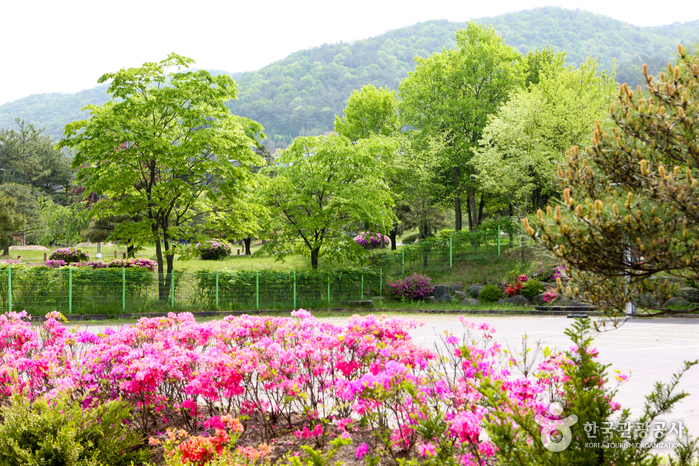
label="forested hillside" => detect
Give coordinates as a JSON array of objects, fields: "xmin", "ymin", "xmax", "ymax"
[{"xmin": 2, "ymin": 7, "xmax": 698, "ymax": 147}]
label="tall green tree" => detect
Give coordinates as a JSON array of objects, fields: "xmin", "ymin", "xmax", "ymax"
[
  {"xmin": 334, "ymin": 85, "xmax": 399, "ymax": 141},
  {"xmin": 0, "ymin": 183, "xmax": 42, "ymax": 245},
  {"xmin": 0, "ymin": 119, "xmax": 72, "ymax": 203},
  {"xmin": 0, "ymin": 191, "xmax": 25, "ymax": 256},
  {"xmin": 399, "ymin": 22, "xmax": 523, "ymax": 231},
  {"xmin": 472, "ymin": 56, "xmax": 616, "ymax": 217},
  {"xmin": 57, "ymin": 54, "xmax": 264, "ymax": 300},
  {"xmin": 260, "ymin": 135, "xmax": 396, "ymax": 269}
]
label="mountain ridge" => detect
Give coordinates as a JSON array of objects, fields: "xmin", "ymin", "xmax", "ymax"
[{"xmin": 2, "ymin": 7, "xmax": 698, "ymax": 146}]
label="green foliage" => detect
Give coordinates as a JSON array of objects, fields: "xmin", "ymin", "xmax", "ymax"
[
  {"xmin": 472, "ymin": 56, "xmax": 616, "ymax": 216},
  {"xmin": 520, "ymin": 279, "xmax": 545, "ymax": 300},
  {"xmin": 481, "ymin": 318, "xmax": 699, "ymax": 465},
  {"xmin": 401, "ymin": 233, "xmax": 420, "ymax": 244},
  {"xmin": 0, "ymin": 392, "xmax": 147, "ymax": 466},
  {"xmin": 0, "ymin": 183, "xmax": 43, "ymax": 244},
  {"xmin": 527, "ymin": 47, "xmax": 699, "ymax": 321},
  {"xmin": 283, "ymin": 436, "xmax": 352, "ymax": 466},
  {"xmin": 334, "ymin": 85, "xmax": 399, "ymax": 141},
  {"xmin": 259, "ymin": 135, "xmax": 396, "ymax": 269},
  {"xmin": 0, "ymin": 119, "xmax": 73, "ymax": 203},
  {"xmin": 0, "ymin": 191, "xmax": 25, "ymax": 251},
  {"xmin": 57, "ymin": 53, "xmax": 264, "ymax": 294},
  {"xmin": 478, "ymin": 284, "xmax": 503, "ymax": 302},
  {"xmin": 38, "ymin": 197, "xmax": 89, "ymax": 246},
  {"xmin": 400, "ymin": 22, "xmax": 524, "ymax": 230}
]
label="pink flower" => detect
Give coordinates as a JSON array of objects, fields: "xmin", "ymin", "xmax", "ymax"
[
  {"xmin": 418, "ymin": 442, "xmax": 436, "ymax": 457},
  {"xmin": 356, "ymin": 442, "xmax": 370, "ymax": 459}
]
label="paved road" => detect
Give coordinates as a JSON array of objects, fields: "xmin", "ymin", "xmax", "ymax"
[{"xmin": 83, "ymin": 314, "xmax": 699, "ymax": 444}]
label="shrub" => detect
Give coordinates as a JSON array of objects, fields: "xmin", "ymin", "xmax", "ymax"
[
  {"xmin": 196, "ymin": 239, "xmax": 233, "ymax": 260},
  {"xmin": 504, "ymin": 281, "xmax": 523, "ymax": 297},
  {"xmin": 386, "ymin": 273, "xmax": 435, "ymax": 300},
  {"xmin": 354, "ymin": 231, "xmax": 390, "ymax": 249},
  {"xmin": 479, "ymin": 284, "xmax": 503, "ymax": 302},
  {"xmin": 0, "ymin": 392, "xmax": 147, "ymax": 466},
  {"xmin": 521, "ymin": 279, "xmax": 545, "ymax": 300},
  {"xmin": 401, "ymin": 233, "xmax": 420, "ymax": 244},
  {"xmin": 543, "ymin": 288, "xmax": 558, "ymax": 303},
  {"xmin": 48, "ymin": 247, "xmax": 89, "ymax": 263}
]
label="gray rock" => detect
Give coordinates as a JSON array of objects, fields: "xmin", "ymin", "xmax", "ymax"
[
  {"xmin": 461, "ymin": 297, "xmax": 479, "ymax": 306},
  {"xmin": 467, "ymin": 285, "xmax": 483, "ymax": 298},
  {"xmin": 343, "ymin": 300, "xmax": 374, "ymax": 308},
  {"xmin": 498, "ymin": 295, "xmax": 531, "ymax": 307},
  {"xmin": 663, "ymin": 297, "xmax": 691, "ymax": 309},
  {"xmin": 530, "ymin": 293, "xmax": 546, "ymax": 306},
  {"xmin": 439, "ymin": 293, "xmax": 452, "ymax": 303},
  {"xmin": 451, "ymin": 284, "xmax": 465, "ymax": 293},
  {"xmin": 433, "ymin": 285, "xmax": 450, "ymax": 300},
  {"xmin": 678, "ymin": 287, "xmax": 699, "ymax": 303},
  {"xmin": 635, "ymin": 293, "xmax": 660, "ymax": 309},
  {"xmin": 454, "ymin": 291, "xmax": 467, "ymax": 300}
]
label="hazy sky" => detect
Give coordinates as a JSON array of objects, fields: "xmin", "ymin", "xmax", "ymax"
[{"xmin": 2, "ymin": 0, "xmax": 698, "ymax": 106}]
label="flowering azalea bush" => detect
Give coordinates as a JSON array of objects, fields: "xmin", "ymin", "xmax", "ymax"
[
  {"xmin": 386, "ymin": 272, "xmax": 435, "ymax": 300},
  {"xmin": 197, "ymin": 239, "xmax": 233, "ymax": 260},
  {"xmin": 543, "ymin": 288, "xmax": 558, "ymax": 303},
  {"xmin": 0, "ymin": 310, "xmax": 695, "ymax": 465},
  {"xmin": 354, "ymin": 231, "xmax": 390, "ymax": 249},
  {"xmin": 48, "ymin": 247, "xmax": 90, "ymax": 263}
]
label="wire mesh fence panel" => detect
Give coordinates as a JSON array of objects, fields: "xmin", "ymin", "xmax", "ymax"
[
  {"xmin": 10, "ymin": 268, "xmax": 70, "ymax": 315},
  {"xmin": 0, "ymin": 269, "xmax": 8, "ymax": 313}
]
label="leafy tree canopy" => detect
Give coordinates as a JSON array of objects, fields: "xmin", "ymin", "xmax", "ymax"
[
  {"xmin": 57, "ymin": 53, "xmax": 264, "ymax": 298},
  {"xmin": 334, "ymin": 85, "xmax": 399, "ymax": 141},
  {"xmin": 259, "ymin": 135, "xmax": 396, "ymax": 269}
]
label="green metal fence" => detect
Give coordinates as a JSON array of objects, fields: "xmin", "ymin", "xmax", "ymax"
[
  {"xmin": 376, "ymin": 231, "xmax": 533, "ymax": 276},
  {"xmin": 0, "ymin": 268, "xmax": 383, "ymax": 316}
]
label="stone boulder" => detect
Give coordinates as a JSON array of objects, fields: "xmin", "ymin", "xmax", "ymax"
[
  {"xmin": 451, "ymin": 284, "xmax": 465, "ymax": 294},
  {"xmin": 439, "ymin": 293, "xmax": 453, "ymax": 303},
  {"xmin": 498, "ymin": 295, "xmax": 531, "ymax": 307},
  {"xmin": 343, "ymin": 300, "xmax": 374, "ymax": 308},
  {"xmin": 461, "ymin": 297, "xmax": 479, "ymax": 306},
  {"xmin": 433, "ymin": 285, "xmax": 450, "ymax": 301},
  {"xmin": 530, "ymin": 293, "xmax": 546, "ymax": 306},
  {"xmin": 677, "ymin": 287, "xmax": 699, "ymax": 303},
  {"xmin": 467, "ymin": 285, "xmax": 483, "ymax": 298}
]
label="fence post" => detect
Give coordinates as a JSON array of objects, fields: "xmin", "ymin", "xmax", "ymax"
[
  {"xmin": 380, "ymin": 267, "xmax": 383, "ymax": 297},
  {"xmin": 361, "ymin": 274, "xmax": 364, "ymax": 300},
  {"xmin": 497, "ymin": 226, "xmax": 501, "ymax": 257},
  {"xmin": 293, "ymin": 271, "xmax": 296, "ymax": 309},
  {"xmin": 7, "ymin": 266, "xmax": 11, "ymax": 312},
  {"xmin": 122, "ymin": 268, "xmax": 126, "ymax": 312},
  {"xmin": 256, "ymin": 271, "xmax": 259, "ymax": 310},
  {"xmin": 327, "ymin": 274, "xmax": 331, "ymax": 306},
  {"xmin": 68, "ymin": 267, "xmax": 72, "ymax": 315},
  {"xmin": 449, "ymin": 237, "xmax": 453, "ymax": 269},
  {"xmin": 170, "ymin": 270, "xmax": 175, "ymax": 309},
  {"xmin": 215, "ymin": 271, "xmax": 219, "ymax": 309},
  {"xmin": 402, "ymin": 248, "xmax": 405, "ymax": 276}
]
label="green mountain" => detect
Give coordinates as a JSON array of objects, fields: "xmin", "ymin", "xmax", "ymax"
[{"xmin": 2, "ymin": 7, "xmax": 698, "ymax": 148}]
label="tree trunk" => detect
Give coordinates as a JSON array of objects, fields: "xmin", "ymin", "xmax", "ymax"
[
  {"xmin": 127, "ymin": 244, "xmax": 136, "ymax": 258},
  {"xmin": 453, "ymin": 166, "xmax": 462, "ymax": 231},
  {"xmin": 155, "ymin": 238, "xmax": 167, "ymax": 301},
  {"xmin": 477, "ymin": 193, "xmax": 485, "ymax": 228},
  {"xmin": 2, "ymin": 242, "xmax": 9, "ymax": 256},
  {"xmin": 469, "ymin": 181, "xmax": 478, "ymax": 230},
  {"xmin": 389, "ymin": 224, "xmax": 398, "ymax": 251},
  {"xmin": 310, "ymin": 247, "xmax": 320, "ymax": 270},
  {"xmin": 243, "ymin": 237, "xmax": 252, "ymax": 255}
]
